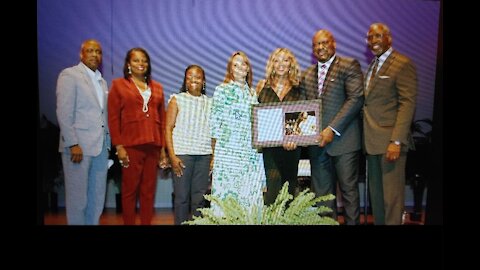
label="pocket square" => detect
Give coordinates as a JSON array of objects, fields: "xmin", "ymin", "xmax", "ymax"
[{"xmin": 379, "ymin": 75, "xmax": 390, "ymax": 79}]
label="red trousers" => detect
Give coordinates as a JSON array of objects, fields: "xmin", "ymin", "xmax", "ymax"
[{"xmin": 121, "ymin": 144, "xmax": 160, "ymax": 225}]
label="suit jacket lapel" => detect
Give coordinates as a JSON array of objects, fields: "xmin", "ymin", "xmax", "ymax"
[
  {"xmin": 366, "ymin": 51, "xmax": 396, "ymax": 96},
  {"xmin": 78, "ymin": 63, "xmax": 103, "ymax": 110},
  {"xmin": 379, "ymin": 51, "xmax": 396, "ymax": 76},
  {"xmin": 365, "ymin": 59, "xmax": 376, "ymax": 96},
  {"xmin": 127, "ymin": 79, "xmax": 146, "ymax": 103},
  {"xmin": 100, "ymin": 79, "xmax": 108, "ymax": 109},
  {"xmin": 321, "ymin": 57, "xmax": 339, "ymax": 96},
  {"xmin": 307, "ymin": 65, "xmax": 319, "ymax": 100}
]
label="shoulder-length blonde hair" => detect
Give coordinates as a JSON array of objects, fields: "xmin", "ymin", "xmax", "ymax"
[
  {"xmin": 264, "ymin": 48, "xmax": 300, "ymax": 87},
  {"xmin": 223, "ymin": 51, "xmax": 253, "ymax": 88}
]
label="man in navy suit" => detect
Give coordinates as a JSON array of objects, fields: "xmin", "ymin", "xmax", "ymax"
[
  {"xmin": 56, "ymin": 39, "xmax": 111, "ymax": 225},
  {"xmin": 301, "ymin": 30, "xmax": 364, "ymax": 225}
]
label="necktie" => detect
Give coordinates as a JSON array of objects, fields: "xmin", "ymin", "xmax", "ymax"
[
  {"xmin": 318, "ymin": 64, "xmax": 327, "ymax": 96},
  {"xmin": 367, "ymin": 58, "xmax": 379, "ymax": 90}
]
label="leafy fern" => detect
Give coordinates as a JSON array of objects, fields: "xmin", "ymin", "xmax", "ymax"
[{"xmin": 183, "ymin": 182, "xmax": 339, "ymax": 225}]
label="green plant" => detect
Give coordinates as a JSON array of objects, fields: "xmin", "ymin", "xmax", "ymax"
[{"xmin": 183, "ymin": 182, "xmax": 339, "ymax": 225}]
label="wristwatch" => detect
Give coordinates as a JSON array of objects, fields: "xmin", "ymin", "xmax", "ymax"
[{"xmin": 393, "ymin": 141, "xmax": 401, "ymax": 146}]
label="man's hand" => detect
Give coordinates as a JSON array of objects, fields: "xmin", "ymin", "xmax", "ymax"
[
  {"xmin": 318, "ymin": 127, "xmax": 334, "ymax": 147},
  {"xmin": 70, "ymin": 145, "xmax": 83, "ymax": 163},
  {"xmin": 386, "ymin": 142, "xmax": 401, "ymax": 162}
]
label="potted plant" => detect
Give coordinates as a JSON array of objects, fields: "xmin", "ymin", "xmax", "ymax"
[{"xmin": 184, "ymin": 182, "xmax": 339, "ymax": 225}]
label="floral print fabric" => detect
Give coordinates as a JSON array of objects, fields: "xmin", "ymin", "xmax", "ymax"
[{"xmin": 210, "ymin": 81, "xmax": 266, "ymax": 214}]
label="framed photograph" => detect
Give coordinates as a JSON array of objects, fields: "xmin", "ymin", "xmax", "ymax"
[{"xmin": 252, "ymin": 99, "xmax": 322, "ymax": 148}]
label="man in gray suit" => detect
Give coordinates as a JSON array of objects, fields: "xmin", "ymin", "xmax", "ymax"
[
  {"xmin": 301, "ymin": 30, "xmax": 364, "ymax": 225},
  {"xmin": 56, "ymin": 39, "xmax": 111, "ymax": 225},
  {"xmin": 364, "ymin": 23, "xmax": 417, "ymax": 225}
]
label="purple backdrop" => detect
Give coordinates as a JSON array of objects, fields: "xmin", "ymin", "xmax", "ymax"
[{"xmin": 38, "ymin": 0, "xmax": 440, "ymax": 125}]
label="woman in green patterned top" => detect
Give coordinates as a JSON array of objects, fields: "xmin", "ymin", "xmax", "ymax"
[{"xmin": 210, "ymin": 51, "xmax": 266, "ymax": 216}]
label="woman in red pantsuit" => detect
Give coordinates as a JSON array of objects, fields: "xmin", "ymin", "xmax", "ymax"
[{"xmin": 108, "ymin": 48, "xmax": 167, "ymax": 225}]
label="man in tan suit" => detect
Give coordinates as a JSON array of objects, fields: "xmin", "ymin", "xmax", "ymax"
[{"xmin": 363, "ymin": 23, "xmax": 417, "ymax": 225}]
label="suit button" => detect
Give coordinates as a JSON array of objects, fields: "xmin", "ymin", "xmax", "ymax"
[
  {"xmin": 146, "ymin": 114, "xmax": 150, "ymax": 117},
  {"xmin": 102, "ymin": 125, "xmax": 104, "ymax": 127}
]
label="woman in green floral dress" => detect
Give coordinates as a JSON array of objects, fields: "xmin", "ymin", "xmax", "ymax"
[{"xmin": 210, "ymin": 51, "xmax": 266, "ymax": 215}]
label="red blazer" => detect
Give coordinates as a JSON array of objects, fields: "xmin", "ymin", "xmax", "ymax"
[{"xmin": 108, "ymin": 77, "xmax": 166, "ymax": 148}]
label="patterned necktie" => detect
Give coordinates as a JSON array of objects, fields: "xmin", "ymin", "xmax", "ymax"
[
  {"xmin": 367, "ymin": 58, "xmax": 379, "ymax": 90},
  {"xmin": 318, "ymin": 64, "xmax": 327, "ymax": 96}
]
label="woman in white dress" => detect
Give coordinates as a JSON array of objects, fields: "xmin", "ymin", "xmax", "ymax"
[{"xmin": 210, "ymin": 51, "xmax": 266, "ymax": 216}]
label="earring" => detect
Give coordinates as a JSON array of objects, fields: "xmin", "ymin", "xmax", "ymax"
[
  {"xmin": 272, "ymin": 70, "xmax": 276, "ymax": 76},
  {"xmin": 203, "ymin": 82, "xmax": 206, "ymax": 92},
  {"xmin": 128, "ymin": 66, "xmax": 132, "ymax": 74}
]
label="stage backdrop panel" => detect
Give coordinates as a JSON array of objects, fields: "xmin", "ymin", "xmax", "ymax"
[{"xmin": 38, "ymin": 0, "xmax": 440, "ymax": 126}]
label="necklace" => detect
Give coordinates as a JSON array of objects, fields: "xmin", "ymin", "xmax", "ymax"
[
  {"xmin": 132, "ymin": 77, "xmax": 147, "ymax": 92},
  {"xmin": 131, "ymin": 78, "xmax": 149, "ymax": 113},
  {"xmin": 276, "ymin": 83, "xmax": 284, "ymax": 93}
]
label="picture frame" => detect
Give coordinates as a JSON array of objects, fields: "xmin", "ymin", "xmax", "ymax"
[{"xmin": 252, "ymin": 99, "xmax": 322, "ymax": 148}]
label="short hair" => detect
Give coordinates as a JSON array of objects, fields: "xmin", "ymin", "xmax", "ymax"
[
  {"xmin": 368, "ymin": 22, "xmax": 393, "ymax": 44},
  {"xmin": 370, "ymin": 23, "xmax": 391, "ymax": 36},
  {"xmin": 180, "ymin": 64, "xmax": 206, "ymax": 95},
  {"xmin": 80, "ymin": 39, "xmax": 101, "ymax": 54}
]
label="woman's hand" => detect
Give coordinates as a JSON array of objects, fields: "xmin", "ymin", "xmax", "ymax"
[
  {"xmin": 170, "ymin": 156, "xmax": 185, "ymax": 177},
  {"xmin": 116, "ymin": 145, "xmax": 129, "ymax": 168},
  {"xmin": 283, "ymin": 142, "xmax": 297, "ymax": 151},
  {"xmin": 158, "ymin": 156, "xmax": 171, "ymax": 169},
  {"xmin": 158, "ymin": 147, "xmax": 171, "ymax": 169}
]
